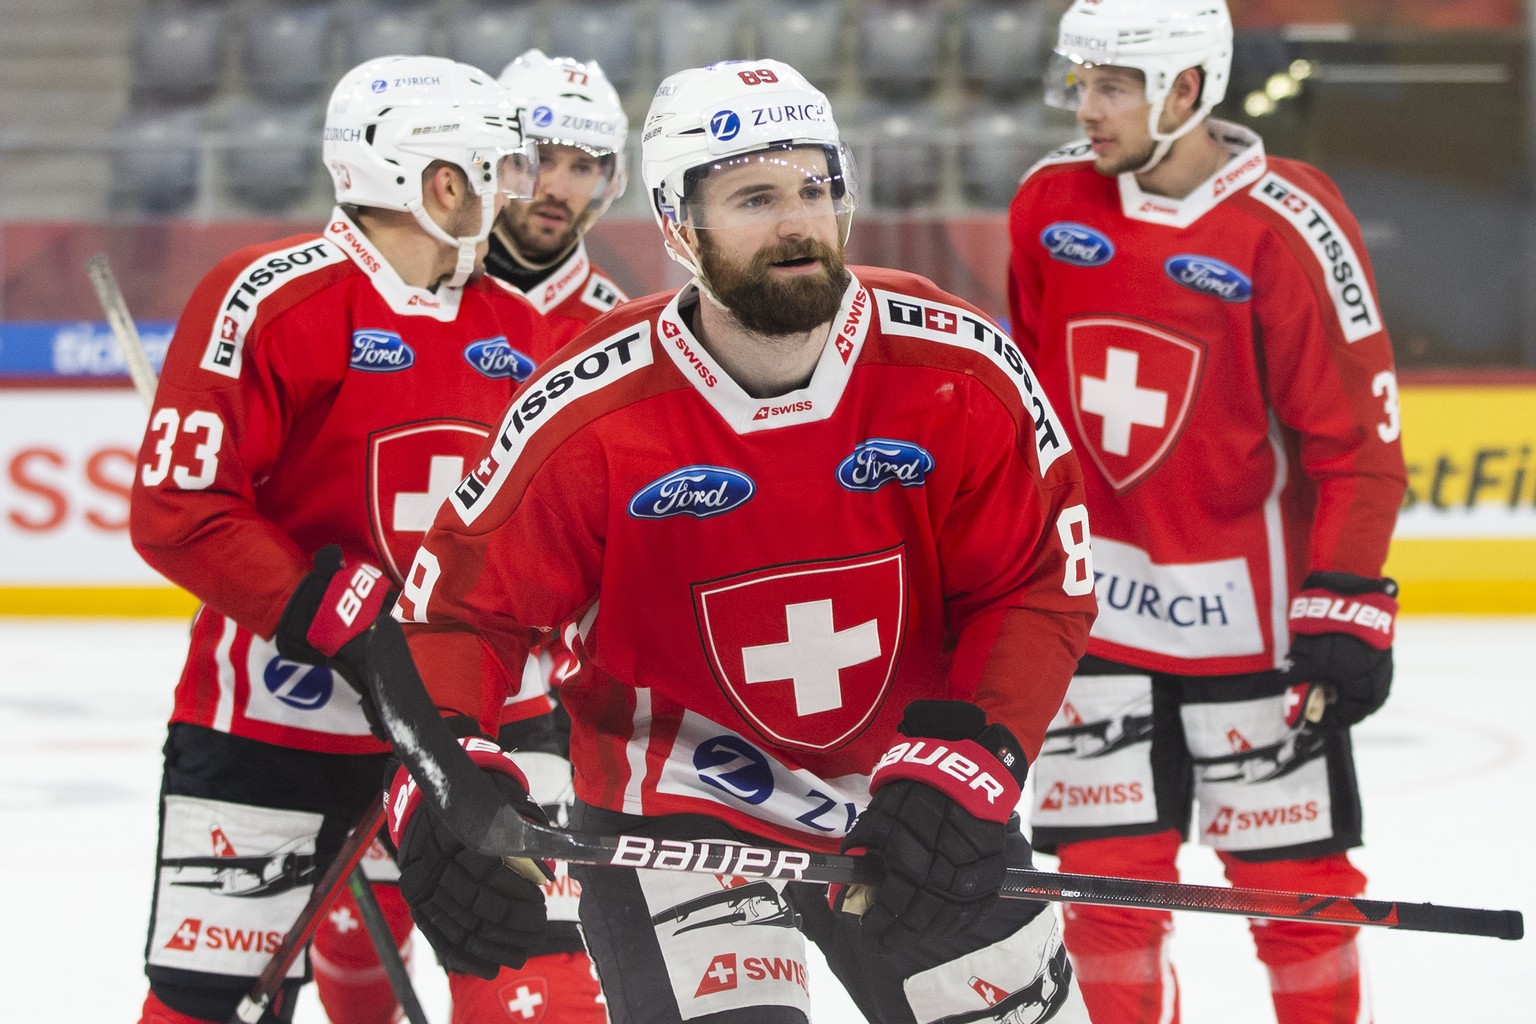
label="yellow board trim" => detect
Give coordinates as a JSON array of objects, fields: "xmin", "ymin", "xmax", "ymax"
[
  {"xmin": 0, "ymin": 586, "xmax": 199, "ymax": 618},
  {"xmin": 1385, "ymin": 539, "xmax": 1536, "ymax": 614}
]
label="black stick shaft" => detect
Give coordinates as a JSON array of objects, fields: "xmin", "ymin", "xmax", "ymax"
[
  {"xmin": 348, "ymin": 870, "xmax": 432, "ymax": 1024},
  {"xmin": 364, "ymin": 618, "xmax": 1523, "ymax": 943}
]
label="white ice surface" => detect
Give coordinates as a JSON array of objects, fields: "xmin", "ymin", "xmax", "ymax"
[{"xmin": 2, "ymin": 617, "xmax": 1531, "ymax": 1021}]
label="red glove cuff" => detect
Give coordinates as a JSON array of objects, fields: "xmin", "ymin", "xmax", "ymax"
[
  {"xmin": 386, "ymin": 736, "xmax": 532, "ymax": 847},
  {"xmin": 868, "ymin": 737, "xmax": 1022, "ymax": 824},
  {"xmin": 1288, "ymin": 588, "xmax": 1398, "ymax": 651},
  {"xmin": 307, "ymin": 562, "xmax": 391, "ymax": 657}
]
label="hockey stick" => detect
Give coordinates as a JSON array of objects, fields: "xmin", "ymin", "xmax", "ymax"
[
  {"xmin": 84, "ymin": 253, "xmax": 158, "ymax": 408},
  {"xmin": 364, "ymin": 618, "xmax": 1525, "ymax": 942},
  {"xmin": 233, "ymin": 804, "xmax": 388, "ymax": 1024},
  {"xmin": 348, "ymin": 868, "xmax": 432, "ymax": 1024}
]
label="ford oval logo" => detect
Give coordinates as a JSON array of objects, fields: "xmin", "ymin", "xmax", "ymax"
[
  {"xmin": 628, "ymin": 466, "xmax": 755, "ymax": 520},
  {"xmin": 463, "ymin": 337, "xmax": 535, "ymax": 381},
  {"xmin": 263, "ymin": 659, "xmax": 334, "ymax": 710},
  {"xmin": 709, "ymin": 109, "xmax": 741, "ymax": 142},
  {"xmin": 350, "ymin": 330, "xmax": 415, "ymax": 373},
  {"xmin": 1040, "ymin": 222, "xmax": 1115, "ymax": 267},
  {"xmin": 1165, "ymin": 255, "xmax": 1252, "ymax": 302},
  {"xmin": 836, "ymin": 438, "xmax": 935, "ymax": 492}
]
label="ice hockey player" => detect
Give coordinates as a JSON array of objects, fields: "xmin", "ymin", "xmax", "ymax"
[
  {"xmin": 128, "ymin": 55, "xmax": 545, "ymax": 1024},
  {"xmin": 487, "ymin": 48, "xmax": 631, "ymax": 355},
  {"xmin": 368, "ymin": 57, "xmax": 1101, "ymax": 1024},
  {"xmin": 1006, "ymin": 2, "xmax": 1408, "ymax": 1022}
]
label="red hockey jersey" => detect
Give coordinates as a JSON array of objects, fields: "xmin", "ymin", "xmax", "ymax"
[
  {"xmin": 1007, "ymin": 121, "xmax": 1406, "ymax": 677},
  {"xmin": 490, "ymin": 239, "xmax": 628, "ymax": 356},
  {"xmin": 131, "ymin": 210, "xmax": 546, "ymax": 754},
  {"xmin": 397, "ymin": 268, "xmax": 1097, "ymax": 850}
]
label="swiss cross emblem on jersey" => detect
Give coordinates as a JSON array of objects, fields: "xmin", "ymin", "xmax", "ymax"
[
  {"xmin": 367, "ymin": 421, "xmax": 492, "ymax": 580},
  {"xmin": 693, "ymin": 548, "xmax": 907, "ymax": 753},
  {"xmin": 1065, "ymin": 316, "xmax": 1205, "ymax": 493},
  {"xmin": 498, "ymin": 977, "xmax": 549, "ymax": 1021}
]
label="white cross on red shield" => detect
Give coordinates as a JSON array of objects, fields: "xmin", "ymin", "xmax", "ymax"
[
  {"xmin": 367, "ymin": 421, "xmax": 491, "ymax": 580},
  {"xmin": 1065, "ymin": 316, "xmax": 1205, "ymax": 493},
  {"xmin": 693, "ymin": 549, "xmax": 907, "ymax": 753}
]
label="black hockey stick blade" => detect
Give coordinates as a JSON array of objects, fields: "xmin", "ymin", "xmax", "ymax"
[
  {"xmin": 365, "ymin": 615, "xmax": 532, "ymax": 854},
  {"xmin": 363, "ymin": 616, "xmax": 1523, "ymax": 942}
]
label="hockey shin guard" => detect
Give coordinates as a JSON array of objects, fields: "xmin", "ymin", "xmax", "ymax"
[
  {"xmin": 1057, "ymin": 830, "xmax": 1183, "ymax": 1024},
  {"xmin": 311, "ymin": 882, "xmax": 414, "ymax": 1024},
  {"xmin": 448, "ymin": 951, "xmax": 607, "ymax": 1024},
  {"xmin": 1220, "ymin": 852, "xmax": 1370, "ymax": 1024}
]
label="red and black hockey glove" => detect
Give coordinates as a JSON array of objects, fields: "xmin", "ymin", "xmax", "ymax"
[
  {"xmin": 1284, "ymin": 572, "xmax": 1399, "ymax": 730},
  {"xmin": 386, "ymin": 721, "xmax": 554, "ymax": 980},
  {"xmin": 275, "ymin": 545, "xmax": 396, "ymax": 739},
  {"xmin": 834, "ymin": 699, "xmax": 1028, "ymax": 954}
]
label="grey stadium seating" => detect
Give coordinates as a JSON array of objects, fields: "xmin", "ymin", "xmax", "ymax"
[
  {"xmin": 220, "ymin": 98, "xmax": 325, "ymax": 213},
  {"xmin": 241, "ymin": 1, "xmax": 337, "ymax": 103},
  {"xmin": 857, "ymin": 0, "xmax": 946, "ymax": 99},
  {"xmin": 545, "ymin": 1, "xmax": 644, "ymax": 91},
  {"xmin": 130, "ymin": 3, "xmax": 229, "ymax": 104},
  {"xmin": 110, "ymin": 102, "xmax": 208, "ymax": 215},
  {"xmin": 753, "ymin": 0, "xmax": 846, "ymax": 88},
  {"xmin": 445, "ymin": 0, "xmax": 540, "ymax": 78}
]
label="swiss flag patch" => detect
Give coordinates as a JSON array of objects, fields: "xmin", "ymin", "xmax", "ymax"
[
  {"xmin": 693, "ymin": 548, "xmax": 907, "ymax": 752},
  {"xmin": 1065, "ymin": 316, "xmax": 1205, "ymax": 493},
  {"xmin": 695, "ymin": 953, "xmax": 739, "ymax": 996}
]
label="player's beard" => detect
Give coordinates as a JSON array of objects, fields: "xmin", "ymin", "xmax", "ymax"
[
  {"xmin": 699, "ymin": 234, "xmax": 851, "ymax": 336},
  {"xmin": 508, "ymin": 199, "xmax": 581, "ymax": 264}
]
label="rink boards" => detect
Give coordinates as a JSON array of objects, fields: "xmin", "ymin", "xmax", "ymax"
[{"xmin": 0, "ymin": 376, "xmax": 1532, "ymax": 616}]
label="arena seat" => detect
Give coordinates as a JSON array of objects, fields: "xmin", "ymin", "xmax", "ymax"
[
  {"xmin": 847, "ymin": 99, "xmax": 946, "ymax": 209},
  {"xmin": 111, "ymin": 102, "xmax": 208, "ymax": 215},
  {"xmin": 220, "ymin": 97, "xmax": 323, "ymax": 213},
  {"xmin": 753, "ymin": 0, "xmax": 845, "ymax": 88},
  {"xmin": 241, "ymin": 1, "xmax": 336, "ymax": 103},
  {"xmin": 130, "ymin": 3, "xmax": 229, "ymax": 104},
  {"xmin": 546, "ymin": 1, "xmax": 643, "ymax": 91},
  {"xmin": 656, "ymin": 0, "xmax": 748, "ymax": 78},
  {"xmin": 446, "ymin": 1, "xmax": 540, "ymax": 77},
  {"xmin": 858, "ymin": 0, "xmax": 946, "ymax": 100},
  {"xmin": 959, "ymin": 0, "xmax": 1050, "ymax": 100},
  {"xmin": 340, "ymin": 2, "xmax": 437, "ymax": 67}
]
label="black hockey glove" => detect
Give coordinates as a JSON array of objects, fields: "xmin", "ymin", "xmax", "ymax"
[
  {"xmin": 274, "ymin": 545, "xmax": 395, "ymax": 739},
  {"xmin": 1284, "ymin": 572, "xmax": 1398, "ymax": 730},
  {"xmin": 833, "ymin": 700, "xmax": 1028, "ymax": 954},
  {"xmin": 386, "ymin": 720, "xmax": 554, "ymax": 979}
]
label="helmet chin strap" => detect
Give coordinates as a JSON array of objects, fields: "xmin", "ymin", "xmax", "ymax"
[
  {"xmin": 1133, "ymin": 99, "xmax": 1209, "ymax": 175},
  {"xmin": 408, "ymin": 190, "xmax": 497, "ymax": 289},
  {"xmin": 662, "ymin": 220, "xmax": 731, "ymax": 312}
]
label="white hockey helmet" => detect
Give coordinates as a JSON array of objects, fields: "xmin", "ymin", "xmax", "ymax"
[
  {"xmin": 323, "ymin": 55, "xmax": 539, "ymax": 283},
  {"xmin": 499, "ymin": 50, "xmax": 628, "ymax": 164},
  {"xmin": 1046, "ymin": 0, "xmax": 1233, "ymax": 163},
  {"xmin": 641, "ymin": 59, "xmax": 857, "ymax": 274}
]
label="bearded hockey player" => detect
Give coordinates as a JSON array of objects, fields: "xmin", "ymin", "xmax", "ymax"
[
  {"xmin": 379, "ymin": 59, "xmax": 1101, "ymax": 1024},
  {"xmin": 488, "ymin": 49, "xmax": 631, "ymax": 354},
  {"xmin": 1007, "ymin": 2, "xmax": 1408, "ymax": 1022}
]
